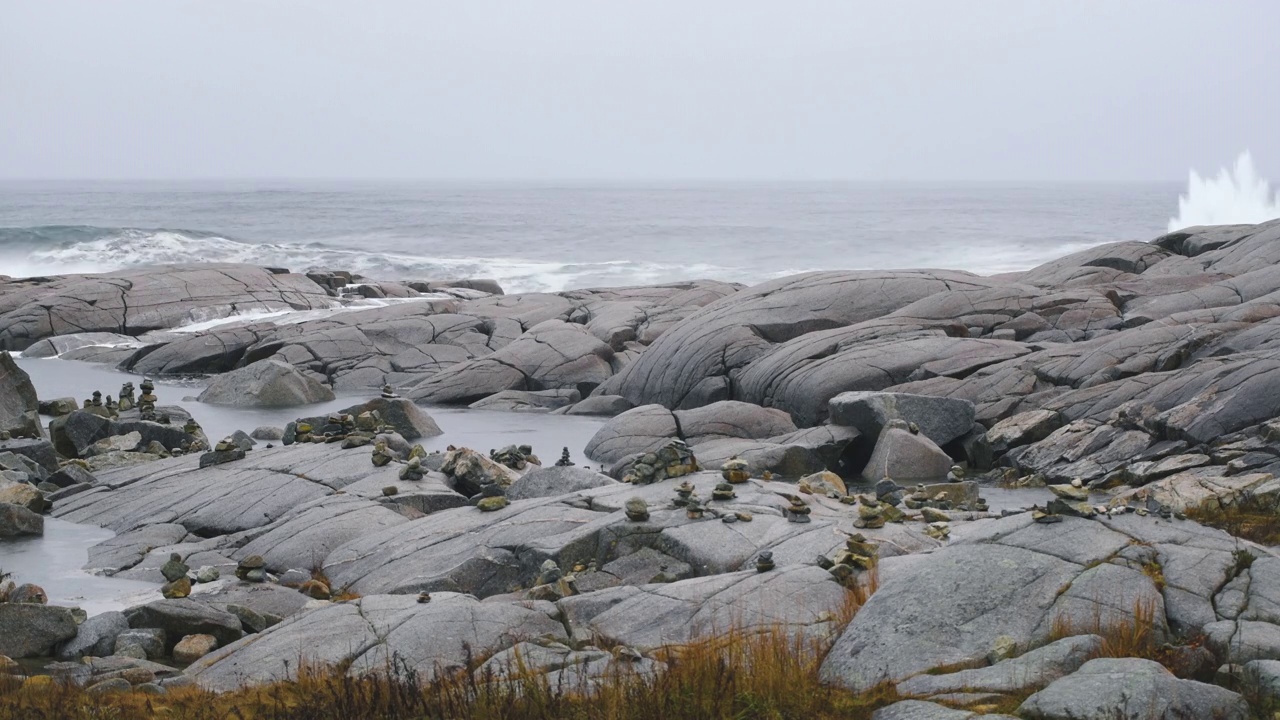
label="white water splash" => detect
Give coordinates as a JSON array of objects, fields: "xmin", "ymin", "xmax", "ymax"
[{"xmin": 1169, "ymin": 151, "xmax": 1280, "ymax": 231}]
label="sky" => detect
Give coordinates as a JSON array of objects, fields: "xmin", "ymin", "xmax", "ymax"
[{"xmin": 1, "ymin": 1, "xmax": 1277, "ymax": 182}]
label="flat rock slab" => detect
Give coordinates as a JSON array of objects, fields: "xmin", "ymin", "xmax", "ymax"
[{"xmin": 186, "ymin": 593, "xmax": 564, "ymax": 691}]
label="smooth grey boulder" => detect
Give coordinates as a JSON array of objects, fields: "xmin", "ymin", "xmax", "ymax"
[
  {"xmin": 674, "ymin": 401, "xmax": 797, "ymax": 445},
  {"xmin": 0, "ymin": 352, "xmax": 40, "ymax": 438},
  {"xmin": 0, "ymin": 502, "xmax": 43, "ymax": 537},
  {"xmin": 124, "ymin": 599, "xmax": 244, "ymax": 651},
  {"xmin": 337, "ymin": 397, "xmax": 442, "ymax": 440},
  {"xmin": 38, "ymin": 397, "xmax": 79, "ymax": 416},
  {"xmin": 860, "ymin": 426, "xmax": 952, "ymax": 483},
  {"xmin": 407, "ymin": 319, "xmax": 614, "ymax": 405},
  {"xmin": 0, "ymin": 603, "xmax": 78, "ymax": 658},
  {"xmin": 469, "ymin": 389, "xmax": 581, "ymax": 413},
  {"xmin": 584, "ymin": 404, "xmax": 679, "ymax": 465},
  {"xmin": 249, "ymin": 426, "xmax": 284, "ymax": 441},
  {"xmin": 829, "ymin": 391, "xmax": 975, "ymax": 447},
  {"xmin": 506, "ymin": 465, "xmax": 619, "ymax": 501},
  {"xmin": 198, "ymin": 359, "xmax": 335, "ymax": 408},
  {"xmin": 48, "ymin": 411, "xmax": 114, "ymax": 457},
  {"xmin": 124, "ymin": 327, "xmax": 264, "ymax": 376},
  {"xmin": 56, "ymin": 611, "xmax": 130, "ymax": 659},
  {"xmin": 565, "ymin": 395, "xmax": 634, "ymax": 417},
  {"xmin": 1018, "ymin": 658, "xmax": 1248, "ymax": 720},
  {"xmin": 186, "ymin": 593, "xmax": 564, "ymax": 691}
]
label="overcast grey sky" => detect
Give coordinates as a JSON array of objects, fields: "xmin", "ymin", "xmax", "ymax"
[{"xmin": 2, "ymin": 1, "xmax": 1276, "ymax": 182}]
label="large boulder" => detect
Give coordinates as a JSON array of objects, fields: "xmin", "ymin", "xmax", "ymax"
[
  {"xmin": 1018, "ymin": 658, "xmax": 1248, "ymax": 720},
  {"xmin": 0, "ymin": 603, "xmax": 78, "ymax": 658},
  {"xmin": 674, "ymin": 401, "xmax": 797, "ymax": 445},
  {"xmin": 860, "ymin": 425, "xmax": 952, "ymax": 483},
  {"xmin": 0, "ymin": 352, "xmax": 40, "ymax": 438},
  {"xmin": 124, "ymin": 599, "xmax": 243, "ymax": 651},
  {"xmin": 0, "ymin": 502, "xmax": 44, "ymax": 537},
  {"xmin": 828, "ymin": 391, "xmax": 975, "ymax": 447},
  {"xmin": 198, "ymin": 359, "xmax": 334, "ymax": 408},
  {"xmin": 337, "ymin": 397, "xmax": 442, "ymax": 440},
  {"xmin": 55, "ymin": 611, "xmax": 130, "ymax": 660},
  {"xmin": 506, "ymin": 466, "xmax": 619, "ymax": 501},
  {"xmin": 584, "ymin": 405, "xmax": 679, "ymax": 466}
]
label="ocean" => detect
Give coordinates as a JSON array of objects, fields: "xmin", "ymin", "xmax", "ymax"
[
  {"xmin": 8, "ymin": 153, "xmax": 1280, "ymax": 295},
  {"xmin": 0, "ymin": 180, "xmax": 1189, "ymax": 293}
]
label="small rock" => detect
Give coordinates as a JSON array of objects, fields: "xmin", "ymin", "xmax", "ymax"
[
  {"xmin": 477, "ymin": 496, "xmax": 509, "ymax": 512},
  {"xmin": 161, "ymin": 577, "xmax": 192, "ymax": 599},
  {"xmin": 172, "ymin": 634, "xmax": 219, "ymax": 664}
]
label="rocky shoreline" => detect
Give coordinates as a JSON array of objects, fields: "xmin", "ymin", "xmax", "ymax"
[{"xmin": 3, "ymin": 219, "xmax": 1280, "ymax": 718}]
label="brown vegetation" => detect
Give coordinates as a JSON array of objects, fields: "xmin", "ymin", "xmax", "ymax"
[
  {"xmin": 1186, "ymin": 493, "xmax": 1280, "ymax": 545},
  {"xmin": 0, "ymin": 577, "xmax": 898, "ymax": 720}
]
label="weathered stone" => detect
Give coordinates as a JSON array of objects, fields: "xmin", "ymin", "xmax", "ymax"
[
  {"xmin": 506, "ymin": 466, "xmax": 618, "ymax": 501},
  {"xmin": 172, "ymin": 634, "xmax": 219, "ymax": 664},
  {"xmin": 830, "ymin": 391, "xmax": 976, "ymax": 447},
  {"xmin": 198, "ymin": 359, "xmax": 335, "ymax": 407},
  {"xmin": 124, "ymin": 599, "xmax": 243, "ymax": 650},
  {"xmin": 0, "ymin": 604, "xmax": 78, "ymax": 658},
  {"xmin": 56, "ymin": 611, "xmax": 130, "ymax": 660},
  {"xmin": 860, "ymin": 426, "xmax": 952, "ymax": 484},
  {"xmin": 0, "ymin": 353, "xmax": 40, "ymax": 438},
  {"xmin": 1017, "ymin": 657, "xmax": 1248, "ymax": 720},
  {"xmin": 0, "ymin": 502, "xmax": 43, "ymax": 537}
]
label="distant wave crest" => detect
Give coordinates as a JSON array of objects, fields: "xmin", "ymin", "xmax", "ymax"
[
  {"xmin": 0, "ymin": 225, "xmax": 751, "ymax": 293},
  {"xmin": 1169, "ymin": 151, "xmax": 1280, "ymax": 231}
]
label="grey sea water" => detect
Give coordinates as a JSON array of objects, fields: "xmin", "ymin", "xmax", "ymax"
[{"xmin": 0, "ymin": 180, "xmax": 1179, "ymax": 292}]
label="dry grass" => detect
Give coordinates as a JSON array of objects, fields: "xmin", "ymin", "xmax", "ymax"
[
  {"xmin": 0, "ymin": 579, "xmax": 897, "ymax": 720},
  {"xmin": 1186, "ymin": 493, "xmax": 1280, "ymax": 545},
  {"xmin": 1050, "ymin": 596, "xmax": 1162, "ymax": 662}
]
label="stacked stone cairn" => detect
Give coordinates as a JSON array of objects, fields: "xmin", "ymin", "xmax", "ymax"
[
  {"xmin": 159, "ymin": 553, "xmax": 191, "ymax": 599},
  {"xmin": 118, "ymin": 381, "xmax": 135, "ymax": 411},
  {"xmin": 818, "ymin": 533, "xmax": 879, "ymax": 587},
  {"xmin": 490, "ymin": 444, "xmax": 538, "ymax": 470},
  {"xmin": 623, "ymin": 439, "xmax": 698, "ymax": 484},
  {"xmin": 554, "ymin": 447, "xmax": 574, "ymax": 467}
]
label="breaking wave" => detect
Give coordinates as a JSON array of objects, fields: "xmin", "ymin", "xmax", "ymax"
[
  {"xmin": 1169, "ymin": 151, "xmax": 1280, "ymax": 231},
  {"xmin": 0, "ymin": 225, "xmax": 749, "ymax": 293}
]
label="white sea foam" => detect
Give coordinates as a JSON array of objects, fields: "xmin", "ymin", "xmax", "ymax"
[
  {"xmin": 1169, "ymin": 151, "xmax": 1280, "ymax": 231},
  {"xmin": 9, "ymin": 228, "xmax": 760, "ymax": 293}
]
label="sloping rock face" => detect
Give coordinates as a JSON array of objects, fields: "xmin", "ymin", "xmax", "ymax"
[
  {"xmin": 819, "ymin": 512, "xmax": 1276, "ymax": 694},
  {"xmin": 114, "ymin": 279, "xmax": 736, "ymax": 391},
  {"xmin": 0, "ymin": 264, "xmax": 331, "ymax": 350},
  {"xmin": 597, "ymin": 270, "xmax": 1009, "ymax": 412},
  {"xmin": 0, "ymin": 351, "xmax": 40, "ymax": 438},
  {"xmin": 197, "ymin": 359, "xmax": 335, "ymax": 407}
]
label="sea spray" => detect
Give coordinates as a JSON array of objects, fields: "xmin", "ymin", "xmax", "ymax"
[{"xmin": 1169, "ymin": 151, "xmax": 1280, "ymax": 231}]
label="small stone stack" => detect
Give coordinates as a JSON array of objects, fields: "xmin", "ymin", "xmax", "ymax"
[
  {"xmin": 824, "ymin": 533, "xmax": 878, "ymax": 586},
  {"xmin": 491, "ymin": 444, "xmax": 538, "ymax": 470},
  {"xmin": 721, "ymin": 457, "xmax": 750, "ymax": 484},
  {"xmin": 554, "ymin": 447, "xmax": 574, "ymax": 467},
  {"xmin": 118, "ymin": 382, "xmax": 136, "ymax": 411},
  {"xmin": 235, "ymin": 555, "xmax": 266, "ymax": 583}
]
